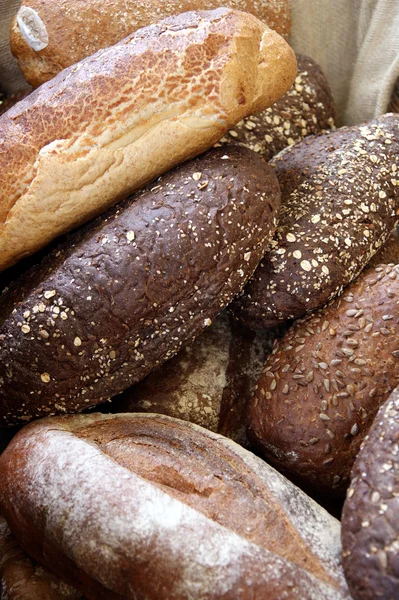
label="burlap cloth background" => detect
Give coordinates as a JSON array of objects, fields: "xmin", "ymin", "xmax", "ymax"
[{"xmin": 0, "ymin": 0, "xmax": 399, "ymax": 126}]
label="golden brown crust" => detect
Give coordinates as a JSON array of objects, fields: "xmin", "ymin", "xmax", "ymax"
[
  {"xmin": 0, "ymin": 8, "xmax": 296, "ymax": 272},
  {"xmin": 10, "ymin": 0, "xmax": 291, "ymax": 87},
  {"xmin": 249, "ymin": 264, "xmax": 399, "ymax": 495},
  {"xmin": 0, "ymin": 413, "xmax": 350, "ymax": 599}
]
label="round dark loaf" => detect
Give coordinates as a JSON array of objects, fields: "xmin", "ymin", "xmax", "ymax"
[
  {"xmin": 0, "ymin": 516, "xmax": 83, "ymax": 600},
  {"xmin": 341, "ymin": 386, "xmax": 399, "ymax": 600},
  {"xmin": 109, "ymin": 311, "xmax": 276, "ymax": 446},
  {"xmin": 0, "ymin": 146, "xmax": 280, "ymax": 426},
  {"xmin": 232, "ymin": 113, "xmax": 399, "ymax": 329},
  {"xmin": 248, "ymin": 264, "xmax": 399, "ymax": 495},
  {"xmin": 217, "ymin": 54, "xmax": 335, "ymax": 161},
  {"xmin": 0, "ymin": 413, "xmax": 350, "ymax": 599}
]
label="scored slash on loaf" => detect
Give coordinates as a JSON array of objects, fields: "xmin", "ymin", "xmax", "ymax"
[
  {"xmin": 248, "ymin": 264, "xmax": 399, "ymax": 494},
  {"xmin": 0, "ymin": 146, "xmax": 281, "ymax": 426},
  {"xmin": 0, "ymin": 8, "xmax": 296, "ymax": 271},
  {"xmin": 0, "ymin": 413, "xmax": 351, "ymax": 599},
  {"xmin": 10, "ymin": 0, "xmax": 291, "ymax": 87},
  {"xmin": 232, "ymin": 113, "xmax": 399, "ymax": 329}
]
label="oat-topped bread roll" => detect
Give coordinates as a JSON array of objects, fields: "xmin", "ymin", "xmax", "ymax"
[
  {"xmin": 0, "ymin": 517, "xmax": 83, "ymax": 600},
  {"xmin": 110, "ymin": 311, "xmax": 276, "ymax": 447},
  {"xmin": 0, "ymin": 146, "xmax": 281, "ymax": 426},
  {"xmin": 0, "ymin": 413, "xmax": 351, "ymax": 599},
  {"xmin": 10, "ymin": 0, "xmax": 291, "ymax": 88},
  {"xmin": 232, "ymin": 113, "xmax": 399, "ymax": 330},
  {"xmin": 341, "ymin": 386, "xmax": 399, "ymax": 600},
  {"xmin": 249, "ymin": 264, "xmax": 399, "ymax": 495},
  {"xmin": 217, "ymin": 54, "xmax": 335, "ymax": 160},
  {"xmin": 0, "ymin": 8, "xmax": 296, "ymax": 272}
]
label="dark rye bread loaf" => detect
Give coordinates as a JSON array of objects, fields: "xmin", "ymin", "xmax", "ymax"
[
  {"xmin": 0, "ymin": 516, "xmax": 83, "ymax": 600},
  {"xmin": 109, "ymin": 311, "xmax": 276, "ymax": 446},
  {"xmin": 0, "ymin": 146, "xmax": 281, "ymax": 426},
  {"xmin": 248, "ymin": 264, "xmax": 399, "ymax": 495},
  {"xmin": 216, "ymin": 54, "xmax": 335, "ymax": 160},
  {"xmin": 0, "ymin": 413, "xmax": 350, "ymax": 599},
  {"xmin": 232, "ymin": 113, "xmax": 399, "ymax": 330},
  {"xmin": 341, "ymin": 387, "xmax": 399, "ymax": 600}
]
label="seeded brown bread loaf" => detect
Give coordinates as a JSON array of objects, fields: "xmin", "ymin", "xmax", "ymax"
[
  {"xmin": 10, "ymin": 0, "xmax": 291, "ymax": 88},
  {"xmin": 0, "ymin": 516, "xmax": 83, "ymax": 600},
  {"xmin": 0, "ymin": 413, "xmax": 351, "ymax": 599},
  {"xmin": 0, "ymin": 8, "xmax": 296, "ymax": 272},
  {"xmin": 248, "ymin": 264, "xmax": 399, "ymax": 495},
  {"xmin": 341, "ymin": 387, "xmax": 399, "ymax": 600},
  {"xmin": 0, "ymin": 146, "xmax": 281, "ymax": 426},
  {"xmin": 110, "ymin": 311, "xmax": 276, "ymax": 446},
  {"xmin": 217, "ymin": 54, "xmax": 335, "ymax": 160},
  {"xmin": 232, "ymin": 114, "xmax": 399, "ymax": 330}
]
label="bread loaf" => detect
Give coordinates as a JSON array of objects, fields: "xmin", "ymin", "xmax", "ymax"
[
  {"xmin": 217, "ymin": 54, "xmax": 335, "ymax": 160},
  {"xmin": 232, "ymin": 114, "xmax": 399, "ymax": 329},
  {"xmin": 341, "ymin": 386, "xmax": 399, "ymax": 600},
  {"xmin": 0, "ymin": 8, "xmax": 296, "ymax": 271},
  {"xmin": 10, "ymin": 0, "xmax": 291, "ymax": 88},
  {"xmin": 0, "ymin": 516, "xmax": 83, "ymax": 600},
  {"xmin": 110, "ymin": 311, "xmax": 276, "ymax": 446},
  {"xmin": 0, "ymin": 413, "xmax": 351, "ymax": 599},
  {"xmin": 0, "ymin": 146, "xmax": 281, "ymax": 426},
  {"xmin": 248, "ymin": 264, "xmax": 399, "ymax": 494}
]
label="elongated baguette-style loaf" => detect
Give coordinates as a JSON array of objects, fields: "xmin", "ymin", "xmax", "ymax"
[
  {"xmin": 0, "ymin": 413, "xmax": 350, "ymax": 600},
  {"xmin": 0, "ymin": 8, "xmax": 296, "ymax": 272},
  {"xmin": 10, "ymin": 0, "xmax": 291, "ymax": 88},
  {"xmin": 0, "ymin": 146, "xmax": 281, "ymax": 426}
]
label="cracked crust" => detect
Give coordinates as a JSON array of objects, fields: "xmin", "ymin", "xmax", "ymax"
[
  {"xmin": 0, "ymin": 8, "xmax": 296, "ymax": 272},
  {"xmin": 10, "ymin": 0, "xmax": 291, "ymax": 88},
  {"xmin": 0, "ymin": 413, "xmax": 350, "ymax": 599}
]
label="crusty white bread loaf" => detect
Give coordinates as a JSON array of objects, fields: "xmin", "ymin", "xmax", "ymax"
[
  {"xmin": 10, "ymin": 0, "xmax": 291, "ymax": 88},
  {"xmin": 0, "ymin": 517, "xmax": 83, "ymax": 600},
  {"xmin": 0, "ymin": 8, "xmax": 297, "ymax": 272},
  {"xmin": 0, "ymin": 413, "xmax": 350, "ymax": 599}
]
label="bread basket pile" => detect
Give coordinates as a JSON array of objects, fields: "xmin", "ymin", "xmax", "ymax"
[{"xmin": 0, "ymin": 1, "xmax": 398, "ymax": 599}]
